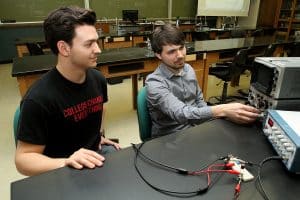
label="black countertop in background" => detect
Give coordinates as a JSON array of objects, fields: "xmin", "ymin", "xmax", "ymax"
[
  {"xmin": 12, "ymin": 47, "xmax": 155, "ymax": 77},
  {"xmin": 12, "ymin": 36, "xmax": 296, "ymax": 77}
]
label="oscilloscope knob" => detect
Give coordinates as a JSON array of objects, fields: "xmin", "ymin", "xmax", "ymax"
[{"xmin": 258, "ymin": 100, "xmax": 267, "ymax": 109}]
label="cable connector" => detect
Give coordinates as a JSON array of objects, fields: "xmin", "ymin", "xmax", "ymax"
[
  {"xmin": 225, "ymin": 162, "xmax": 235, "ymax": 168},
  {"xmin": 235, "ymin": 183, "xmax": 241, "ymax": 193},
  {"xmin": 227, "ymin": 169, "xmax": 241, "ymax": 175}
]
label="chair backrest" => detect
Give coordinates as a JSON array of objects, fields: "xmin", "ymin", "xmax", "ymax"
[
  {"xmin": 13, "ymin": 106, "xmax": 20, "ymax": 146},
  {"xmin": 251, "ymin": 28, "xmax": 264, "ymax": 37},
  {"xmin": 26, "ymin": 43, "xmax": 44, "ymax": 55},
  {"xmin": 264, "ymin": 43, "xmax": 277, "ymax": 56},
  {"xmin": 233, "ymin": 48, "xmax": 249, "ymax": 66},
  {"xmin": 208, "ymin": 48, "xmax": 249, "ymax": 82},
  {"xmin": 136, "ymin": 87, "xmax": 152, "ymax": 142},
  {"xmin": 230, "ymin": 48, "xmax": 249, "ymax": 76}
]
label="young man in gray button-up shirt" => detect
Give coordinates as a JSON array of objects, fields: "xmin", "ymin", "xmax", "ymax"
[{"xmin": 145, "ymin": 24, "xmax": 260, "ymax": 137}]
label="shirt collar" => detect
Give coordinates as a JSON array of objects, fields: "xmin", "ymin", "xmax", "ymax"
[{"xmin": 159, "ymin": 62, "xmax": 187, "ymax": 79}]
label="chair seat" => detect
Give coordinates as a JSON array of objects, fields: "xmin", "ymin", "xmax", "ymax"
[{"xmin": 209, "ymin": 66, "xmax": 231, "ymax": 81}]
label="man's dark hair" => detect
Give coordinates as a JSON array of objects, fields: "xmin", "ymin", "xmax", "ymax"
[
  {"xmin": 150, "ymin": 24, "xmax": 185, "ymax": 54},
  {"xmin": 43, "ymin": 6, "xmax": 96, "ymax": 55}
]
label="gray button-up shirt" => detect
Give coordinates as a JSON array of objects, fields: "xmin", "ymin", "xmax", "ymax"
[{"xmin": 145, "ymin": 63, "xmax": 213, "ymax": 137}]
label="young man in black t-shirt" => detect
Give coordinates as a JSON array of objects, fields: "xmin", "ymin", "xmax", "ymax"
[{"xmin": 15, "ymin": 6, "xmax": 121, "ymax": 176}]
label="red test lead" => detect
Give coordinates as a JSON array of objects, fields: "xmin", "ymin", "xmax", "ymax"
[{"xmin": 234, "ymin": 176, "xmax": 242, "ymax": 199}]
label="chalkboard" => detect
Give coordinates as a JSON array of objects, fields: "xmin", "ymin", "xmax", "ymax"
[
  {"xmin": 90, "ymin": 0, "xmax": 168, "ymax": 19},
  {"xmin": 90, "ymin": 0, "xmax": 197, "ymax": 19},
  {"xmin": 172, "ymin": 0, "xmax": 197, "ymax": 18},
  {"xmin": 0, "ymin": 0, "xmax": 197, "ymax": 22},
  {"xmin": 0, "ymin": 0, "xmax": 84, "ymax": 22},
  {"xmin": 90, "ymin": 0, "xmax": 198, "ymax": 19}
]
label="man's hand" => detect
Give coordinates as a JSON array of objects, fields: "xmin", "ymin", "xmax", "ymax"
[
  {"xmin": 65, "ymin": 148, "xmax": 105, "ymax": 169},
  {"xmin": 100, "ymin": 136, "xmax": 121, "ymax": 150},
  {"xmin": 212, "ymin": 103, "xmax": 260, "ymax": 124}
]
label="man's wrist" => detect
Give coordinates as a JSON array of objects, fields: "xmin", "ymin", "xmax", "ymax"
[
  {"xmin": 211, "ymin": 105, "xmax": 226, "ymax": 118},
  {"xmin": 60, "ymin": 158, "xmax": 67, "ymax": 168}
]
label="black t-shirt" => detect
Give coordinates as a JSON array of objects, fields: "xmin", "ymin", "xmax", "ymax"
[{"xmin": 17, "ymin": 67, "xmax": 108, "ymax": 158}]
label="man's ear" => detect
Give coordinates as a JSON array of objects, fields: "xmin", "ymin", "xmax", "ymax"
[
  {"xmin": 57, "ymin": 41, "xmax": 70, "ymax": 57},
  {"xmin": 155, "ymin": 53, "xmax": 162, "ymax": 60}
]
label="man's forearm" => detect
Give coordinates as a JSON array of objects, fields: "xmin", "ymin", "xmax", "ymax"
[{"xmin": 15, "ymin": 152, "xmax": 66, "ymax": 176}]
